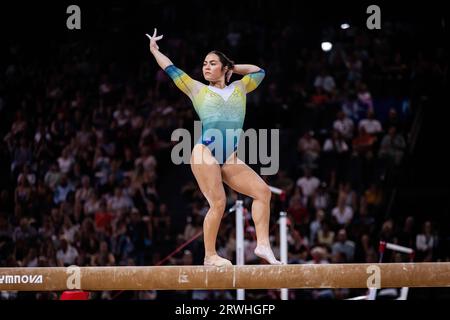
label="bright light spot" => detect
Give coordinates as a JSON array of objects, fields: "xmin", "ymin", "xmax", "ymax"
[
  {"xmin": 341, "ymin": 23, "xmax": 350, "ymax": 30},
  {"xmin": 321, "ymin": 42, "xmax": 333, "ymax": 52}
]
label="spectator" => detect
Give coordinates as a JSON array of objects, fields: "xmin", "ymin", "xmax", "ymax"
[
  {"xmin": 323, "ymin": 130, "xmax": 349, "ymax": 154},
  {"xmin": 112, "ymin": 219, "xmax": 134, "ymax": 265},
  {"xmin": 288, "ymin": 227, "xmax": 309, "ymax": 264},
  {"xmin": 23, "ymin": 247, "xmax": 39, "ymax": 267},
  {"xmin": 338, "ymin": 182, "xmax": 358, "ymax": 213},
  {"xmin": 356, "ymin": 83, "xmax": 373, "ymax": 110},
  {"xmin": 8, "ymin": 111, "xmax": 27, "ymax": 138},
  {"xmin": 57, "ymin": 147, "xmax": 75, "ymax": 174},
  {"xmin": 364, "ymin": 183, "xmax": 383, "ymax": 215},
  {"xmin": 384, "ymin": 108, "xmax": 403, "ymax": 133},
  {"xmin": 44, "ymin": 163, "xmax": 62, "ymax": 191},
  {"xmin": 38, "ymin": 215, "xmax": 55, "ymax": 240},
  {"xmin": 17, "ymin": 164, "xmax": 36, "ymax": 186},
  {"xmin": 416, "ymin": 221, "xmax": 437, "ymax": 262},
  {"xmin": 344, "ymin": 51, "xmax": 363, "ymax": 82},
  {"xmin": 83, "ymin": 192, "xmax": 100, "ymax": 216},
  {"xmin": 11, "ymin": 138, "xmax": 33, "ymax": 174},
  {"xmin": 397, "ymin": 216, "xmax": 416, "ymax": 249},
  {"xmin": 341, "ymin": 92, "xmax": 362, "ymax": 123},
  {"xmin": 378, "ymin": 126, "xmax": 406, "ymax": 167},
  {"xmin": 91, "ymin": 240, "xmax": 115, "ymax": 266},
  {"xmin": 316, "ymin": 220, "xmax": 335, "ymax": 248},
  {"xmin": 128, "ymin": 209, "xmax": 151, "ymax": 265},
  {"xmin": 13, "ymin": 217, "xmax": 37, "ymax": 243},
  {"xmin": 354, "ymin": 233, "xmax": 376, "ymax": 262},
  {"xmin": 287, "ymin": 187, "xmax": 309, "ymax": 226},
  {"xmin": 53, "ymin": 174, "xmax": 75, "ymax": 205},
  {"xmin": 113, "ymin": 104, "xmax": 131, "ymax": 128},
  {"xmin": 312, "ymin": 182, "xmax": 331, "ymax": 212},
  {"xmin": 333, "ymin": 111, "xmax": 354, "ymax": 141},
  {"xmin": 122, "ymin": 147, "xmax": 136, "ymax": 175},
  {"xmin": 296, "ymin": 168, "xmax": 321, "ymax": 200},
  {"xmin": 15, "ymin": 175, "xmax": 32, "ymax": 211},
  {"xmin": 75, "ymin": 175, "xmax": 94, "ymax": 206},
  {"xmin": 308, "ymin": 246, "xmax": 329, "ymax": 264},
  {"xmin": 56, "ymin": 237, "xmax": 79, "ymax": 266},
  {"xmin": 183, "ymin": 214, "xmax": 203, "ymax": 241},
  {"xmin": 297, "ymin": 131, "xmax": 321, "ymax": 168},
  {"xmin": 95, "ymin": 198, "xmax": 113, "ymax": 231},
  {"xmin": 75, "ymin": 121, "xmax": 94, "ymax": 149},
  {"xmin": 226, "ymin": 25, "xmax": 241, "ymax": 48},
  {"xmin": 358, "ymin": 110, "xmax": 382, "ymax": 136},
  {"xmin": 61, "ymin": 215, "xmax": 79, "ymax": 244},
  {"xmin": 154, "ymin": 203, "xmax": 171, "ymax": 241},
  {"xmin": 314, "ymin": 68, "xmax": 336, "ymax": 93},
  {"xmin": 352, "ymin": 196, "xmax": 375, "ymax": 236},
  {"xmin": 309, "ymin": 209, "xmax": 325, "ymax": 244},
  {"xmin": 134, "ymin": 146, "xmax": 156, "ymax": 171},
  {"xmin": 352, "ymin": 126, "xmax": 377, "ymax": 155},
  {"xmin": 273, "ymin": 170, "xmax": 295, "ymax": 195},
  {"xmin": 107, "ymin": 187, "xmax": 133, "ymax": 214},
  {"xmin": 331, "ymin": 196, "xmax": 354, "ymax": 227},
  {"xmin": 331, "ymin": 229, "xmax": 355, "ymax": 262},
  {"xmin": 379, "ymin": 219, "xmax": 395, "ymax": 244},
  {"xmin": 322, "ymin": 131, "xmax": 350, "ymax": 186}
]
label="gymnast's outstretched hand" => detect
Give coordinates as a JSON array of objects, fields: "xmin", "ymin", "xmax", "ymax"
[{"xmin": 146, "ymin": 28, "xmax": 164, "ymax": 53}]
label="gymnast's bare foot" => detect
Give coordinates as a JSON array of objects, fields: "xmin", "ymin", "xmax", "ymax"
[
  {"xmin": 204, "ymin": 254, "xmax": 233, "ymax": 267},
  {"xmin": 254, "ymin": 245, "xmax": 282, "ymax": 265}
]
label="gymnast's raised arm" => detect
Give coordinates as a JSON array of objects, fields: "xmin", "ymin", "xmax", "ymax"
[
  {"xmin": 146, "ymin": 28, "xmax": 203, "ymax": 99},
  {"xmin": 231, "ymin": 64, "xmax": 266, "ymax": 93},
  {"xmin": 146, "ymin": 28, "xmax": 173, "ymax": 69}
]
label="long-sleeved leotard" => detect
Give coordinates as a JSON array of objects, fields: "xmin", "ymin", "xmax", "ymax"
[{"xmin": 165, "ymin": 64, "xmax": 265, "ymax": 164}]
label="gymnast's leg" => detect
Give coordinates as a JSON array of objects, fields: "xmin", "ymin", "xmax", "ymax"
[
  {"xmin": 221, "ymin": 153, "xmax": 281, "ymax": 265},
  {"xmin": 190, "ymin": 144, "xmax": 232, "ymax": 267}
]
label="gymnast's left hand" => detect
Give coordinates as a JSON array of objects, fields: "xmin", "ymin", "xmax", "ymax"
[{"xmin": 226, "ymin": 67, "xmax": 233, "ymax": 83}]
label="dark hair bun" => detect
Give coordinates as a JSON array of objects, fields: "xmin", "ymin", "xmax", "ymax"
[{"xmin": 209, "ymin": 50, "xmax": 234, "ymax": 70}]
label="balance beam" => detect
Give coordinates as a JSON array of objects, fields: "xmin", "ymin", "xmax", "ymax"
[{"xmin": 1, "ymin": 263, "xmax": 450, "ymax": 291}]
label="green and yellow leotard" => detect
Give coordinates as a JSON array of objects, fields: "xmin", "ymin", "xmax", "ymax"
[{"xmin": 165, "ymin": 64, "xmax": 265, "ymax": 164}]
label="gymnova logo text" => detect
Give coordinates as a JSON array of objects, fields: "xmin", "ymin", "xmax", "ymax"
[{"xmin": 0, "ymin": 275, "xmax": 43, "ymax": 284}]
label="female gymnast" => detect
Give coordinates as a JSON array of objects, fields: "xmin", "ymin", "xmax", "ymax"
[{"xmin": 147, "ymin": 28, "xmax": 281, "ymax": 266}]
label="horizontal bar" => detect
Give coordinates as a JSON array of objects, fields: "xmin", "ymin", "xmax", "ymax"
[
  {"xmin": 385, "ymin": 243, "xmax": 414, "ymax": 254},
  {"xmin": 269, "ymin": 186, "xmax": 284, "ymax": 195}
]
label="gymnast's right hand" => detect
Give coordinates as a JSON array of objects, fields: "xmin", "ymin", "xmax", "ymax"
[{"xmin": 146, "ymin": 28, "xmax": 163, "ymax": 53}]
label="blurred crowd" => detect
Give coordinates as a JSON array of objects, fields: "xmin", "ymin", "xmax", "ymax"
[{"xmin": 0, "ymin": 2, "xmax": 447, "ymax": 300}]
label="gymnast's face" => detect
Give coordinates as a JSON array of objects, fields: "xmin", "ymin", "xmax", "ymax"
[{"xmin": 203, "ymin": 53, "xmax": 227, "ymax": 83}]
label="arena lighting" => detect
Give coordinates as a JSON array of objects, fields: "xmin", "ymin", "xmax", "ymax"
[
  {"xmin": 341, "ymin": 23, "xmax": 350, "ymax": 30},
  {"xmin": 321, "ymin": 41, "xmax": 333, "ymax": 52}
]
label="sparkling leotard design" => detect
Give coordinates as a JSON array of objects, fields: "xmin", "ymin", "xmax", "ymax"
[{"xmin": 165, "ymin": 65, "xmax": 265, "ymax": 164}]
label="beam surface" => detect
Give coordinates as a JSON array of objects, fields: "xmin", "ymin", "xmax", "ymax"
[{"xmin": 1, "ymin": 263, "xmax": 450, "ymax": 291}]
